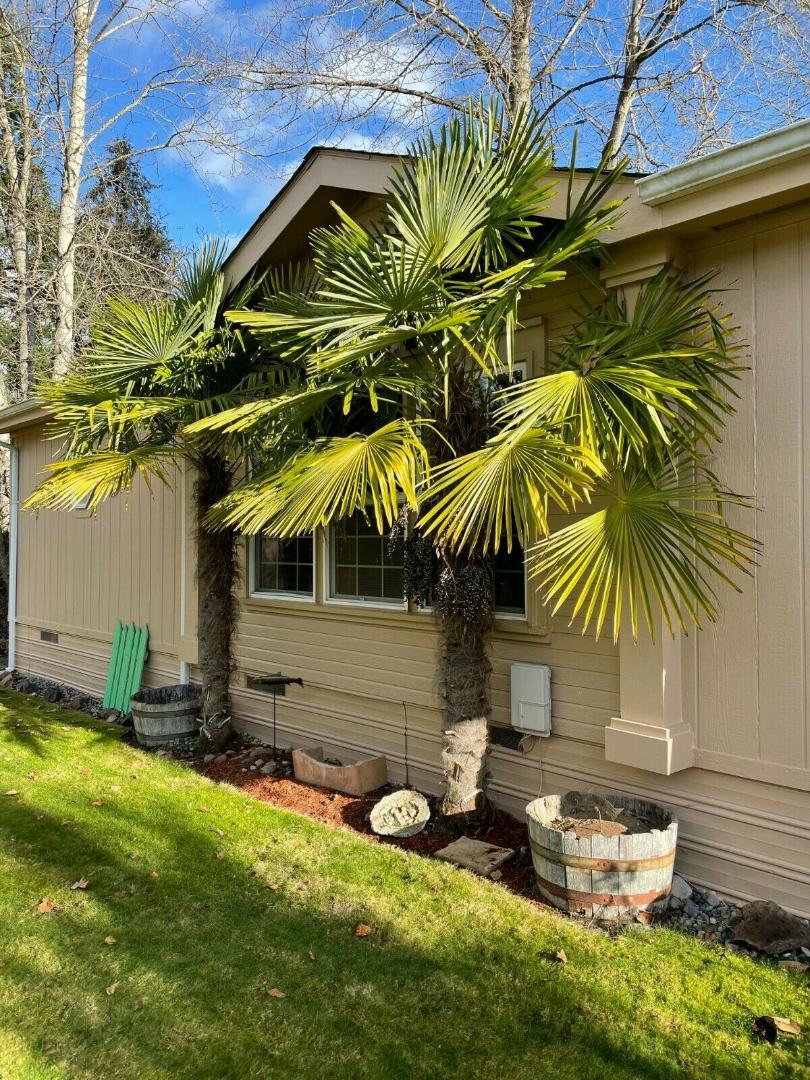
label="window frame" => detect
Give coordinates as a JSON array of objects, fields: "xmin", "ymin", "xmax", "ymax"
[
  {"xmin": 324, "ymin": 512, "xmax": 407, "ymax": 611},
  {"xmin": 249, "ymin": 532, "xmax": 317, "ymax": 604}
]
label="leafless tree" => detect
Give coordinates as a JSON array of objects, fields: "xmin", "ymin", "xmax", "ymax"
[{"xmin": 203, "ymin": 0, "xmax": 809, "ymax": 169}]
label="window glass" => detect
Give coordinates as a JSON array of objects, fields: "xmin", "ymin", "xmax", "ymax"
[
  {"xmin": 331, "ymin": 512, "xmax": 405, "ymax": 604},
  {"xmin": 493, "ymin": 541, "xmax": 525, "ymax": 616},
  {"xmin": 254, "ymin": 534, "xmax": 314, "ymax": 596}
]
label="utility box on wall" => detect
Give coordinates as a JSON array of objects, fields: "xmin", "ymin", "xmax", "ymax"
[{"xmin": 510, "ymin": 663, "xmax": 552, "ymax": 736}]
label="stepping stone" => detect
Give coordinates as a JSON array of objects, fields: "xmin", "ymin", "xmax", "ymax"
[{"xmin": 435, "ymin": 837, "xmax": 514, "ymax": 877}]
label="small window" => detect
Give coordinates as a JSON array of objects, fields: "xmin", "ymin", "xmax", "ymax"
[
  {"xmin": 493, "ymin": 540, "xmax": 526, "ymax": 617},
  {"xmin": 330, "ymin": 511, "xmax": 405, "ymax": 605},
  {"xmin": 72, "ymin": 492, "xmax": 92, "ymax": 511},
  {"xmin": 253, "ymin": 534, "xmax": 314, "ymax": 597}
]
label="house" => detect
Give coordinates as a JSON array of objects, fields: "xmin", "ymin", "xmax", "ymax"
[{"xmin": 3, "ymin": 119, "xmax": 810, "ymax": 915}]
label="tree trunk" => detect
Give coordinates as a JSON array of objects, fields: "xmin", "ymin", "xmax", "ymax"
[
  {"xmin": 436, "ymin": 549, "xmax": 495, "ymax": 818},
  {"xmin": 602, "ymin": 0, "xmax": 643, "ymax": 167},
  {"xmin": 53, "ymin": 0, "xmax": 91, "ymax": 377},
  {"xmin": 0, "ymin": 13, "xmax": 35, "ymax": 397},
  {"xmin": 508, "ymin": 0, "xmax": 534, "ymax": 115},
  {"xmin": 430, "ymin": 366, "xmax": 498, "ymax": 817},
  {"xmin": 195, "ymin": 454, "xmax": 238, "ymax": 752}
]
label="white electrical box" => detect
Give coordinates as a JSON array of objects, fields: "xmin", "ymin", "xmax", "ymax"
[{"xmin": 510, "ymin": 662, "xmax": 552, "ymax": 736}]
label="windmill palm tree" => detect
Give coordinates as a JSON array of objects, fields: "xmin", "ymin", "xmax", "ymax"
[
  {"xmin": 194, "ymin": 103, "xmax": 756, "ymax": 814},
  {"xmin": 24, "ymin": 241, "xmax": 267, "ymax": 751}
]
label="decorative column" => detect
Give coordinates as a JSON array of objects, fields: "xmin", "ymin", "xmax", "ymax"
[{"xmin": 600, "ymin": 234, "xmax": 694, "ymax": 776}]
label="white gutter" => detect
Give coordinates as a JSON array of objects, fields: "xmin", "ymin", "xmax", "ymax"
[
  {"xmin": 5, "ymin": 442, "xmax": 18, "ymax": 672},
  {"xmin": 178, "ymin": 464, "xmax": 189, "ymax": 685},
  {"xmin": 636, "ymin": 118, "xmax": 810, "ymax": 206}
]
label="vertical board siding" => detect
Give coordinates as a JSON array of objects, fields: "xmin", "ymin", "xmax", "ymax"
[
  {"xmin": 689, "ymin": 212, "xmax": 810, "ymax": 773},
  {"xmin": 13, "ymin": 425, "xmax": 182, "ymax": 689}
]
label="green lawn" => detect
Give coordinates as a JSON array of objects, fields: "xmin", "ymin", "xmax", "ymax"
[{"xmin": 0, "ymin": 689, "xmax": 807, "ymax": 1080}]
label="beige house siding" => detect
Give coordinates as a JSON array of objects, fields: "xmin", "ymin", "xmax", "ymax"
[
  {"xmin": 3, "ymin": 139, "xmax": 810, "ymax": 916},
  {"xmin": 13, "ymin": 425, "xmax": 183, "ymax": 696}
]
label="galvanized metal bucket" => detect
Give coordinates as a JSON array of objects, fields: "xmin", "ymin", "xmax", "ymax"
[{"xmin": 526, "ymin": 793, "xmax": 678, "ymax": 921}]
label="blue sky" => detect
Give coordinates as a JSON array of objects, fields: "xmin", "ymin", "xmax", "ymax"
[{"xmin": 85, "ymin": 0, "xmax": 808, "ymax": 252}]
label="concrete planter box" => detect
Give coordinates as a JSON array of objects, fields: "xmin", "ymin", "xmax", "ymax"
[
  {"xmin": 292, "ymin": 745, "xmax": 387, "ymax": 796},
  {"xmin": 130, "ymin": 684, "xmax": 202, "ymax": 747}
]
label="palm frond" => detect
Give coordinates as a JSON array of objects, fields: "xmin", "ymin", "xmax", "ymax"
[
  {"xmin": 528, "ymin": 460, "xmax": 759, "ymax": 641},
  {"xmin": 207, "ymin": 419, "xmax": 429, "ymax": 535},
  {"xmin": 419, "ymin": 426, "xmax": 598, "ymax": 552},
  {"xmin": 24, "ymin": 444, "xmax": 176, "ymax": 513}
]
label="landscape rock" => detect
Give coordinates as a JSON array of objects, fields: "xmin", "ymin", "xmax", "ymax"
[
  {"xmin": 730, "ymin": 901, "xmax": 810, "ymax": 955},
  {"xmin": 214, "ymin": 754, "xmax": 227, "ymax": 764},
  {"xmin": 203, "ymin": 754, "xmax": 215, "ymax": 764},
  {"xmin": 369, "ymin": 789, "xmax": 430, "ymax": 837},
  {"xmin": 701, "ymin": 889, "xmax": 722, "ymax": 909},
  {"xmin": 670, "ymin": 874, "xmax": 693, "ymax": 901},
  {"xmin": 260, "ymin": 763, "xmax": 277, "ymax": 775}
]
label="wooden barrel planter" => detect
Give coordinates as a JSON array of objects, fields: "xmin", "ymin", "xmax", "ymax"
[
  {"xmin": 130, "ymin": 684, "xmax": 202, "ymax": 747},
  {"xmin": 526, "ymin": 793, "xmax": 678, "ymax": 921}
]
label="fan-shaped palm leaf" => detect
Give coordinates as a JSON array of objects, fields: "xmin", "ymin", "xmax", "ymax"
[
  {"xmin": 208, "ymin": 419, "xmax": 429, "ymax": 536},
  {"xmin": 528, "ymin": 460, "xmax": 758, "ymax": 641},
  {"xmin": 419, "ymin": 425, "xmax": 600, "ymax": 552}
]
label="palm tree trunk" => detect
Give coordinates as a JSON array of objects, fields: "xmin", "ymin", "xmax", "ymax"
[
  {"xmin": 195, "ymin": 454, "xmax": 238, "ymax": 752},
  {"xmin": 431, "ymin": 369, "xmax": 497, "ymax": 817},
  {"xmin": 438, "ymin": 553, "xmax": 494, "ymax": 815}
]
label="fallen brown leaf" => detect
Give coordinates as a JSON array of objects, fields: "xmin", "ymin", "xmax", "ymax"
[
  {"xmin": 36, "ymin": 897, "xmax": 56, "ymax": 915},
  {"xmin": 308, "ymin": 950, "xmax": 316, "ymax": 961},
  {"xmin": 3, "ymin": 790, "xmax": 19, "ymax": 797},
  {"xmin": 490, "ymin": 870, "xmax": 503, "ymax": 881},
  {"xmin": 554, "ymin": 949, "xmax": 568, "ymax": 964},
  {"xmin": 80, "ymin": 768, "xmax": 92, "ymax": 777},
  {"xmin": 215, "ymin": 851, "xmax": 225, "ymax": 860},
  {"xmin": 104, "ymin": 935, "xmax": 117, "ymax": 945},
  {"xmin": 778, "ymin": 960, "xmax": 809, "ymax": 972},
  {"xmin": 635, "ymin": 910, "xmax": 654, "ymax": 926},
  {"xmin": 27, "ymin": 771, "xmax": 38, "ymax": 780},
  {"xmin": 91, "ymin": 799, "xmax": 103, "ymax": 807},
  {"xmin": 148, "ymin": 870, "xmax": 159, "ymax": 879},
  {"xmin": 754, "ymin": 1016, "xmax": 802, "ymax": 1043},
  {"xmin": 105, "ymin": 982, "xmax": 118, "ymax": 997},
  {"xmin": 354, "ymin": 923, "xmax": 373, "ymax": 937},
  {"xmin": 266, "ymin": 987, "xmax": 285, "ymax": 999},
  {"xmin": 267, "ymin": 883, "xmax": 280, "ymax": 892},
  {"xmin": 197, "ymin": 807, "xmax": 212, "ymax": 814},
  {"xmin": 213, "ymin": 828, "xmax": 225, "ymax": 837},
  {"xmin": 70, "ymin": 878, "xmax": 89, "ymax": 891}
]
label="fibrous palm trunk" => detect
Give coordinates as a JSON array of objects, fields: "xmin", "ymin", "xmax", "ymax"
[
  {"xmin": 438, "ymin": 552, "xmax": 494, "ymax": 816},
  {"xmin": 195, "ymin": 453, "xmax": 238, "ymax": 752},
  {"xmin": 434, "ymin": 368, "xmax": 495, "ymax": 817}
]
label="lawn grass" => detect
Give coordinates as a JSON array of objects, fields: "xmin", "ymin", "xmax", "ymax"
[{"xmin": 0, "ymin": 688, "xmax": 807, "ymax": 1080}]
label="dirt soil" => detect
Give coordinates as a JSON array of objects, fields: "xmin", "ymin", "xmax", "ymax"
[{"xmin": 188, "ymin": 746, "xmax": 542, "ymax": 905}]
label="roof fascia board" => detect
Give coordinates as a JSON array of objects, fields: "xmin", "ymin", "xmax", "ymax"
[
  {"xmin": 0, "ymin": 399, "xmax": 49, "ymax": 433},
  {"xmin": 223, "ymin": 150, "xmax": 401, "ymax": 292},
  {"xmin": 636, "ymin": 120, "xmax": 810, "ymax": 207}
]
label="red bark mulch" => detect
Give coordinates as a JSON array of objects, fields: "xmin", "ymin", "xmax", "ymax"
[{"xmin": 186, "ymin": 746, "xmax": 543, "ymax": 906}]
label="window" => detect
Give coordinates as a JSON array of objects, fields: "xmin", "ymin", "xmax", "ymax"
[
  {"xmin": 493, "ymin": 540, "xmax": 526, "ymax": 617},
  {"xmin": 72, "ymin": 492, "xmax": 92, "ymax": 511},
  {"xmin": 253, "ymin": 534, "xmax": 314, "ymax": 597},
  {"xmin": 330, "ymin": 511, "xmax": 405, "ymax": 605}
]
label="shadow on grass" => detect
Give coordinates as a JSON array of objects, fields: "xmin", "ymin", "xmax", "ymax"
[{"xmin": 0, "ymin": 735, "xmax": 805, "ymax": 1080}]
